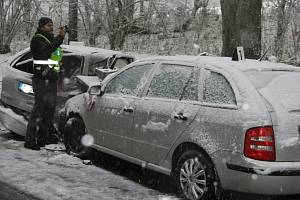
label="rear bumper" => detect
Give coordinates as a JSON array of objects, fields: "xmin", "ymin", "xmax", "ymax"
[
  {"xmin": 227, "ymin": 163, "xmax": 300, "ymax": 176},
  {"xmin": 215, "ymin": 152, "xmax": 300, "ymax": 195}
]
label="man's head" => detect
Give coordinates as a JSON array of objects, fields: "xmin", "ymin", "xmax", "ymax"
[{"xmin": 38, "ymin": 17, "xmax": 53, "ymax": 33}]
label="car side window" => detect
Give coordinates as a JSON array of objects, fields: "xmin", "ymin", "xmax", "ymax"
[
  {"xmin": 147, "ymin": 64, "xmax": 197, "ymax": 100},
  {"xmin": 88, "ymin": 59, "xmax": 107, "ymax": 76},
  {"xmin": 12, "ymin": 52, "xmax": 33, "ymax": 74},
  {"xmin": 203, "ymin": 70, "xmax": 236, "ymax": 105},
  {"xmin": 105, "ymin": 63, "xmax": 153, "ymax": 96}
]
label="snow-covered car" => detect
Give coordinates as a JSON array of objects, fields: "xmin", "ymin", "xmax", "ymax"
[
  {"xmin": 64, "ymin": 55, "xmax": 300, "ymax": 200},
  {"xmin": 0, "ymin": 45, "xmax": 134, "ymax": 136}
]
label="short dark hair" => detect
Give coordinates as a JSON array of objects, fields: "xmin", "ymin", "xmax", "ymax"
[{"xmin": 38, "ymin": 17, "xmax": 53, "ymax": 28}]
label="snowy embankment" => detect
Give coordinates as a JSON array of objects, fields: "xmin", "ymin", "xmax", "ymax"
[{"xmin": 0, "ymin": 130, "xmax": 179, "ymax": 200}]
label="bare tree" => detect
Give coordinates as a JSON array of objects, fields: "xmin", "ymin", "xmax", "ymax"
[
  {"xmin": 220, "ymin": 0, "xmax": 262, "ymax": 59},
  {"xmin": 104, "ymin": 0, "xmax": 136, "ymax": 50},
  {"xmin": 193, "ymin": 0, "xmax": 209, "ymax": 17},
  {"xmin": 194, "ymin": 0, "xmax": 210, "ymax": 43},
  {"xmin": 24, "ymin": 1, "xmax": 32, "ymax": 37},
  {"xmin": 0, "ymin": 0, "xmax": 35, "ymax": 54},
  {"xmin": 78, "ymin": 0, "xmax": 103, "ymax": 46}
]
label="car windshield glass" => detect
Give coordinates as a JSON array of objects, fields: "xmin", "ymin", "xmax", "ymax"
[{"xmin": 246, "ymin": 70, "xmax": 297, "ymax": 90}]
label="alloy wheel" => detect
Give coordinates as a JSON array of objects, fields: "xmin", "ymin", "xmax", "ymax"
[{"xmin": 179, "ymin": 157, "xmax": 207, "ymax": 200}]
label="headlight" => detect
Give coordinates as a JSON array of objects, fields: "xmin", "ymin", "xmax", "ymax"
[{"xmin": 18, "ymin": 82, "xmax": 34, "ymax": 94}]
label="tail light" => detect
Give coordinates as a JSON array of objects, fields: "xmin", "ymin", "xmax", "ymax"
[{"xmin": 244, "ymin": 126, "xmax": 276, "ymax": 161}]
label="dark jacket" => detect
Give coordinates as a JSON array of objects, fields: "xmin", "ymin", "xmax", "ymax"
[{"xmin": 30, "ymin": 29, "xmax": 64, "ymax": 79}]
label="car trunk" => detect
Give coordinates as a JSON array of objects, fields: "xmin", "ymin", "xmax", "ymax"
[{"xmin": 252, "ymin": 72, "xmax": 300, "ymax": 161}]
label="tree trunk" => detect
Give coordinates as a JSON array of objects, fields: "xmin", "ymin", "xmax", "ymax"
[
  {"xmin": 24, "ymin": 2, "xmax": 32, "ymax": 37},
  {"xmin": 274, "ymin": 0, "xmax": 291, "ymax": 61},
  {"xmin": 139, "ymin": 0, "xmax": 144, "ymax": 17},
  {"xmin": 124, "ymin": 0, "xmax": 134, "ymax": 21},
  {"xmin": 0, "ymin": 44, "xmax": 11, "ymax": 54},
  {"xmin": 220, "ymin": 0, "xmax": 262, "ymax": 59},
  {"xmin": 106, "ymin": 0, "xmax": 131, "ymax": 50},
  {"xmin": 68, "ymin": 0, "xmax": 78, "ymax": 42}
]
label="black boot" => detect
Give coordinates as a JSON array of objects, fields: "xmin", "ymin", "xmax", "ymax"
[
  {"xmin": 46, "ymin": 125, "xmax": 60, "ymax": 144},
  {"xmin": 24, "ymin": 142, "xmax": 40, "ymax": 150},
  {"xmin": 46, "ymin": 135, "xmax": 59, "ymax": 144}
]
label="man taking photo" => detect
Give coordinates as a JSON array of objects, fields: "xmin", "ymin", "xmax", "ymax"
[{"xmin": 24, "ymin": 17, "xmax": 66, "ymax": 150}]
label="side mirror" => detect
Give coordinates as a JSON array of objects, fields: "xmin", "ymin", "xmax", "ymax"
[{"xmin": 88, "ymin": 84, "xmax": 102, "ymax": 96}]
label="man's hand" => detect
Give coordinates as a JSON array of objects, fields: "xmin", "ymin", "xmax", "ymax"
[{"xmin": 58, "ymin": 27, "xmax": 66, "ymax": 38}]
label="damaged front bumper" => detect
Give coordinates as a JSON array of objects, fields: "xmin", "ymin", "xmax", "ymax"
[{"xmin": 0, "ymin": 102, "xmax": 28, "ymax": 136}]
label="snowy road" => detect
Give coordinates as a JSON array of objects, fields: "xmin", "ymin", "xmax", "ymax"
[
  {"xmin": 0, "ymin": 129, "xmax": 179, "ymax": 200},
  {"xmin": 2, "ymin": 129, "xmax": 300, "ymax": 200},
  {"xmin": 0, "ymin": 179, "xmax": 41, "ymax": 200}
]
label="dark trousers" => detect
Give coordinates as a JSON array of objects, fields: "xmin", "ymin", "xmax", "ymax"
[{"xmin": 25, "ymin": 77, "xmax": 57, "ymax": 147}]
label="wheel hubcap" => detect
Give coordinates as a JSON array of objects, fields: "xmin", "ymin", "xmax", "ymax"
[{"xmin": 180, "ymin": 157, "xmax": 207, "ymax": 200}]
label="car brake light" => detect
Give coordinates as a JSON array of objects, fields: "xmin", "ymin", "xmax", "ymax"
[{"xmin": 244, "ymin": 126, "xmax": 276, "ymax": 161}]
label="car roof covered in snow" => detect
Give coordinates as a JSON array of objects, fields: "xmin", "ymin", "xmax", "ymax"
[
  {"xmin": 10, "ymin": 45, "xmax": 133, "ymax": 63},
  {"xmin": 60, "ymin": 45, "xmax": 129, "ymax": 56},
  {"xmin": 136, "ymin": 55, "xmax": 300, "ymax": 72},
  {"xmin": 61, "ymin": 45, "xmax": 135, "ymax": 61}
]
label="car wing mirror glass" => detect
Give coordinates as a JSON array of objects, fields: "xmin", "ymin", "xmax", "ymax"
[{"xmin": 88, "ymin": 85, "xmax": 102, "ymax": 96}]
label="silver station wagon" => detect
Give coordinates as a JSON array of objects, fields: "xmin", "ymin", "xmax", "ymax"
[{"xmin": 63, "ymin": 56, "xmax": 300, "ymax": 200}]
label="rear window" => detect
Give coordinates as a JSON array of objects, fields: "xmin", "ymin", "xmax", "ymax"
[{"xmin": 246, "ymin": 71, "xmax": 298, "ymax": 89}]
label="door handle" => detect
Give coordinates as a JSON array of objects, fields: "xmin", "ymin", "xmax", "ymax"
[
  {"xmin": 174, "ymin": 113, "xmax": 188, "ymax": 121},
  {"xmin": 123, "ymin": 107, "xmax": 133, "ymax": 113}
]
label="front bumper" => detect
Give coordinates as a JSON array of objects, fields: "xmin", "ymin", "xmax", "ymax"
[
  {"xmin": 215, "ymin": 152, "xmax": 300, "ymax": 195},
  {"xmin": 0, "ymin": 103, "xmax": 27, "ymax": 136}
]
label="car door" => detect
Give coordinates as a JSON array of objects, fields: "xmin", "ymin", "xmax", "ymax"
[
  {"xmin": 84, "ymin": 62, "xmax": 155, "ymax": 153},
  {"xmin": 1, "ymin": 50, "xmax": 34, "ymax": 112},
  {"xmin": 130, "ymin": 61, "xmax": 201, "ymax": 164}
]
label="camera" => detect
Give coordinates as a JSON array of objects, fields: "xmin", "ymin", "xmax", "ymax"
[{"xmin": 61, "ymin": 25, "xmax": 70, "ymax": 33}]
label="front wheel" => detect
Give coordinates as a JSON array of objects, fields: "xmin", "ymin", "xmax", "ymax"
[
  {"xmin": 174, "ymin": 150, "xmax": 217, "ymax": 200},
  {"xmin": 64, "ymin": 117, "xmax": 86, "ymax": 155}
]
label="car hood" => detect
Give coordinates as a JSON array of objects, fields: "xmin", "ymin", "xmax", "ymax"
[
  {"xmin": 76, "ymin": 75, "xmax": 101, "ymax": 88},
  {"xmin": 259, "ymin": 73, "xmax": 300, "ymax": 161}
]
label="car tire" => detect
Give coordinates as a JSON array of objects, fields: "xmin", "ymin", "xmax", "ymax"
[
  {"xmin": 64, "ymin": 117, "xmax": 87, "ymax": 156},
  {"xmin": 174, "ymin": 150, "xmax": 217, "ymax": 200}
]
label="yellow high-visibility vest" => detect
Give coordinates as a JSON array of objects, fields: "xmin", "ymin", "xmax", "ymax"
[{"xmin": 34, "ymin": 34, "xmax": 63, "ymax": 72}]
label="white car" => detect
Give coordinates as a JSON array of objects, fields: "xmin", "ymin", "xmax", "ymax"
[{"xmin": 0, "ymin": 45, "xmax": 134, "ymax": 136}]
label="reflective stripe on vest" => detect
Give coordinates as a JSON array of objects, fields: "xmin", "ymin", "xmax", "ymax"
[
  {"xmin": 35, "ymin": 34, "xmax": 51, "ymax": 44},
  {"xmin": 33, "ymin": 59, "xmax": 59, "ymax": 65}
]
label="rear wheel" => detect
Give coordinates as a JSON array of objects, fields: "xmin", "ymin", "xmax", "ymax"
[
  {"xmin": 174, "ymin": 150, "xmax": 217, "ymax": 200},
  {"xmin": 64, "ymin": 117, "xmax": 86, "ymax": 155}
]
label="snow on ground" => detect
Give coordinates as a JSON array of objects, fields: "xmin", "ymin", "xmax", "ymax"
[{"xmin": 0, "ymin": 128, "xmax": 179, "ymax": 200}]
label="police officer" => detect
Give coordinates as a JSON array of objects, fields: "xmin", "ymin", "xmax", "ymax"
[{"xmin": 24, "ymin": 17, "xmax": 65, "ymax": 150}]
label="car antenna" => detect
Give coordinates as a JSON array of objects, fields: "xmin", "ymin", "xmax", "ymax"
[{"xmin": 258, "ymin": 46, "xmax": 270, "ymax": 62}]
